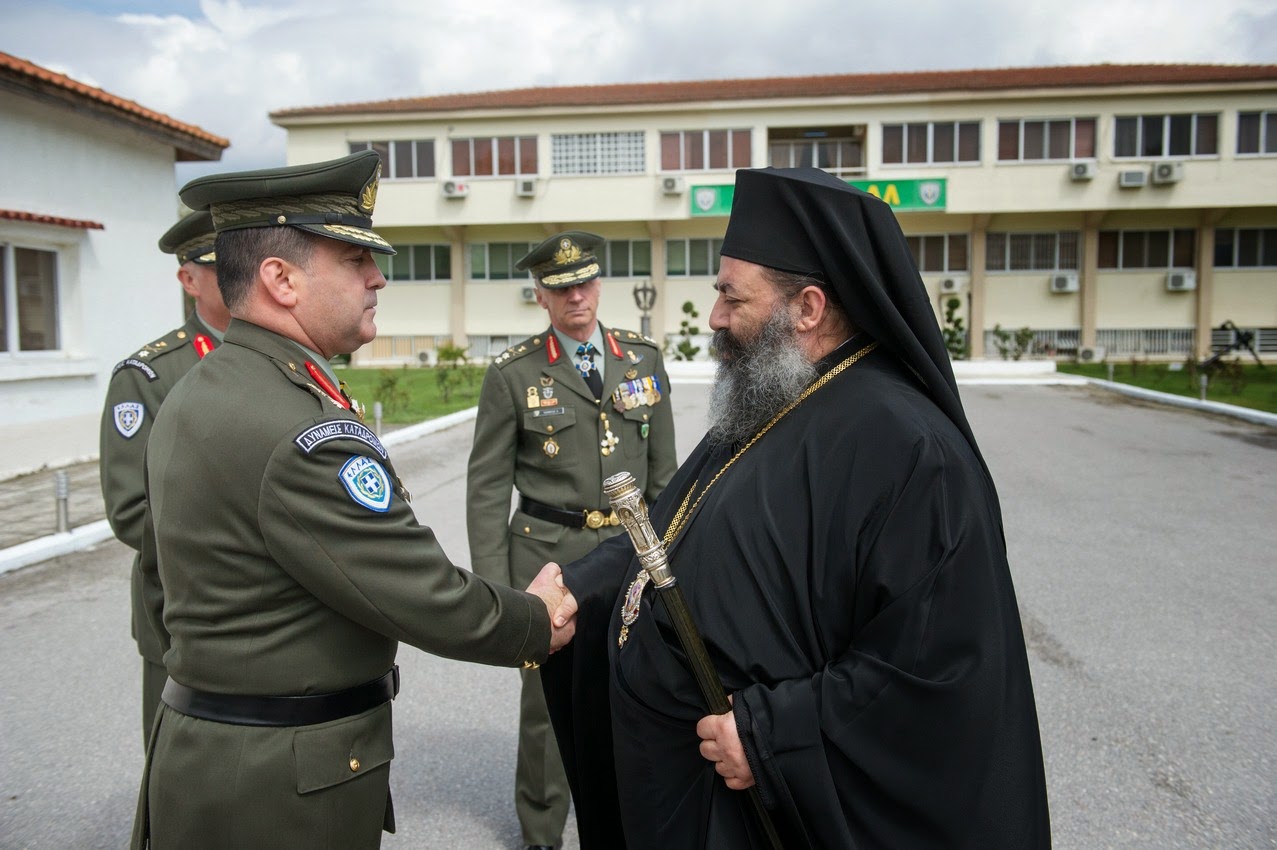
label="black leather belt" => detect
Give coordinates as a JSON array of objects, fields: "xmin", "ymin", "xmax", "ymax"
[
  {"xmin": 161, "ymin": 665, "xmax": 399, "ymax": 727},
  {"xmin": 519, "ymin": 495, "xmax": 619, "ymax": 530}
]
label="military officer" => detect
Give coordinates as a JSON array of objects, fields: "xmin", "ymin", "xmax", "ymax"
[
  {"xmin": 99, "ymin": 209, "xmax": 230, "ymax": 746},
  {"xmin": 130, "ymin": 151, "xmax": 574, "ymax": 850},
  {"xmin": 466, "ymin": 231, "xmax": 678, "ymax": 850}
]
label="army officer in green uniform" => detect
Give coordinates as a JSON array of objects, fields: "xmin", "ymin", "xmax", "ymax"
[
  {"xmin": 99, "ymin": 210, "xmax": 230, "ymax": 746},
  {"xmin": 130, "ymin": 151, "xmax": 574, "ymax": 850},
  {"xmin": 466, "ymin": 231, "xmax": 677, "ymax": 850}
]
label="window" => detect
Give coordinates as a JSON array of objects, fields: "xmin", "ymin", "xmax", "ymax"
[
  {"xmin": 666, "ymin": 238, "xmax": 724, "ymax": 276},
  {"xmin": 986, "ymin": 232, "xmax": 1080, "ymax": 271},
  {"xmin": 660, "ymin": 130, "xmax": 751, "ymax": 171},
  {"xmin": 1113, "ymin": 114, "xmax": 1218, "ymax": 158},
  {"xmin": 882, "ymin": 121, "xmax": 980, "ymax": 165},
  {"xmin": 1237, "ymin": 111, "xmax": 1277, "ymax": 155},
  {"xmin": 1097, "ymin": 229, "xmax": 1196, "ymax": 269},
  {"xmin": 551, "ymin": 132, "xmax": 645, "ymax": 175},
  {"xmin": 348, "ymin": 140, "xmax": 435, "ymax": 179},
  {"xmin": 452, "ymin": 137, "xmax": 537, "ymax": 177},
  {"xmin": 997, "ymin": 119, "xmax": 1096, "ymax": 161},
  {"xmin": 1215, "ymin": 228, "xmax": 1277, "ymax": 267},
  {"xmin": 603, "ymin": 240, "xmax": 652, "ymax": 277},
  {"xmin": 469, "ymin": 242, "xmax": 536, "ymax": 280},
  {"xmin": 768, "ymin": 133, "xmax": 865, "ymax": 175},
  {"xmin": 905, "ymin": 234, "xmax": 969, "ymax": 272},
  {"xmin": 1, "ymin": 244, "xmax": 60, "ymax": 353},
  {"xmin": 373, "ymin": 244, "xmax": 451, "ymax": 282}
]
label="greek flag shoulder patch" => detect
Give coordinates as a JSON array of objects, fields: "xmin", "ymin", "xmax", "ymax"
[
  {"xmin": 113, "ymin": 402, "xmax": 145, "ymax": 438},
  {"xmin": 339, "ymin": 455, "xmax": 392, "ymax": 512}
]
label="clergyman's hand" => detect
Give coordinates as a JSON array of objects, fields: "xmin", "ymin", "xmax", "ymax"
[
  {"xmin": 696, "ymin": 695, "xmax": 755, "ymax": 790},
  {"xmin": 526, "ymin": 562, "xmax": 577, "ymax": 652}
]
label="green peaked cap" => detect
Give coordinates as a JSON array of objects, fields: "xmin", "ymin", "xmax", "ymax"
[
  {"xmin": 516, "ymin": 230, "xmax": 604, "ymax": 288},
  {"xmin": 158, "ymin": 210, "xmax": 217, "ymax": 265},
  {"xmin": 178, "ymin": 150, "xmax": 394, "ymax": 254}
]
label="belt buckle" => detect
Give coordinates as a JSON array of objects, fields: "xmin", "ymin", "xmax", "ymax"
[
  {"xmin": 585, "ymin": 509, "xmax": 605, "ymax": 529},
  {"xmin": 608, "ymin": 511, "xmax": 620, "ymax": 526}
]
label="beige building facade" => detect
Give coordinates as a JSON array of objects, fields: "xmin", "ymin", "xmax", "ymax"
[{"xmin": 271, "ymin": 64, "xmax": 1277, "ymax": 364}]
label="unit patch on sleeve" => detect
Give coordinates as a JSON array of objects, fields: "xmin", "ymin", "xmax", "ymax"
[
  {"xmin": 295, "ymin": 420, "xmax": 388, "ymax": 459},
  {"xmin": 339, "ymin": 455, "xmax": 392, "ymax": 512},
  {"xmin": 113, "ymin": 359, "xmax": 159, "ymax": 381},
  {"xmin": 113, "ymin": 403, "xmax": 145, "ymax": 438}
]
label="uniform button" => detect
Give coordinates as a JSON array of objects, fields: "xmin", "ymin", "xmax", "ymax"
[
  {"xmin": 546, "ymin": 425, "xmax": 554, "ymax": 433},
  {"xmin": 643, "ymin": 414, "xmax": 649, "ymax": 421},
  {"xmin": 524, "ymin": 526, "xmax": 531, "ymax": 534},
  {"xmin": 177, "ymin": 331, "xmax": 187, "ymax": 339},
  {"xmin": 349, "ymin": 757, "xmax": 360, "ymax": 772},
  {"xmin": 288, "ymin": 362, "xmax": 297, "ymax": 371}
]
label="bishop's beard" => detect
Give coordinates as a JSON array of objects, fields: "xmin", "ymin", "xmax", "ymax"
[{"xmin": 706, "ymin": 305, "xmax": 817, "ymax": 450}]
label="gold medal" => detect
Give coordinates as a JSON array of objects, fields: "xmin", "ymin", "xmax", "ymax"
[
  {"xmin": 625, "ymin": 368, "xmax": 638, "ymax": 380},
  {"xmin": 543, "ymin": 437, "xmax": 560, "ymax": 458},
  {"xmin": 526, "ymin": 387, "xmax": 539, "ymax": 409}
]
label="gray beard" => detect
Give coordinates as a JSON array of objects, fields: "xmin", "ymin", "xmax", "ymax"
[{"xmin": 706, "ymin": 307, "xmax": 818, "ymax": 450}]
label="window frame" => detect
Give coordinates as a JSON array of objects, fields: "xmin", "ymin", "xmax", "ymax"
[
  {"xmin": 985, "ymin": 231, "xmax": 1081, "ymax": 272},
  {"xmin": 451, "ymin": 136, "xmax": 539, "ymax": 179},
  {"xmin": 659, "ymin": 130, "xmax": 752, "ymax": 172},
  {"xmin": 348, "ymin": 139, "xmax": 436, "ymax": 180},
  {"xmin": 881, "ymin": 121, "xmax": 981, "ymax": 166},
  {"xmin": 1236, "ymin": 110, "xmax": 1277, "ymax": 157},
  {"xmin": 602, "ymin": 240, "xmax": 653, "ymax": 277},
  {"xmin": 904, "ymin": 233, "xmax": 970, "ymax": 273},
  {"xmin": 0, "ymin": 240, "xmax": 63, "ymax": 356},
  {"xmin": 1112, "ymin": 113, "xmax": 1219, "ymax": 159},
  {"xmin": 467, "ymin": 242, "xmax": 537, "ymax": 280},
  {"xmin": 1214, "ymin": 227, "xmax": 1277, "ymax": 268},
  {"xmin": 375, "ymin": 243, "xmax": 453, "ymax": 283},
  {"xmin": 550, "ymin": 131, "xmax": 647, "ymax": 176},
  {"xmin": 1097, "ymin": 229, "xmax": 1198, "ymax": 270},
  {"xmin": 996, "ymin": 118, "xmax": 1098, "ymax": 162},
  {"xmin": 665, "ymin": 238, "xmax": 725, "ymax": 276}
]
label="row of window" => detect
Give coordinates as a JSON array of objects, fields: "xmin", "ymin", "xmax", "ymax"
[
  {"xmin": 0, "ymin": 244, "xmax": 59, "ymax": 353},
  {"xmin": 374, "ymin": 228, "xmax": 1277, "ymax": 281},
  {"xmin": 349, "ymin": 109, "xmax": 1277, "ymax": 180}
]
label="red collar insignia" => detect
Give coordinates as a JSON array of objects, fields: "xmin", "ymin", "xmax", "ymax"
[
  {"xmin": 546, "ymin": 335, "xmax": 561, "ymax": 364},
  {"xmin": 193, "ymin": 333, "xmax": 215, "ymax": 359},
  {"xmin": 305, "ymin": 361, "xmax": 351, "ymax": 409},
  {"xmin": 605, "ymin": 332, "xmax": 623, "ymax": 359}
]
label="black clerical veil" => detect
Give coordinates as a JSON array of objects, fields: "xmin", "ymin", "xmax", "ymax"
[{"xmin": 719, "ymin": 166, "xmax": 993, "ymax": 490}]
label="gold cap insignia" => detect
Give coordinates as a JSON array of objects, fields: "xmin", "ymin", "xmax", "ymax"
[
  {"xmin": 552, "ymin": 237, "xmax": 583, "ymax": 266},
  {"xmin": 359, "ymin": 163, "xmax": 380, "ymax": 213}
]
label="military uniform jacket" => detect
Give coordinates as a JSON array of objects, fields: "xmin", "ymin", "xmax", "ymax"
[
  {"xmin": 132, "ymin": 319, "xmax": 550, "ymax": 849},
  {"xmin": 467, "ymin": 325, "xmax": 678, "ymax": 589},
  {"xmin": 100, "ymin": 312, "xmax": 218, "ymax": 665}
]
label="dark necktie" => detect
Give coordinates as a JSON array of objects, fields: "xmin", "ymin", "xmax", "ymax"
[{"xmin": 576, "ymin": 343, "xmax": 603, "ymax": 401}]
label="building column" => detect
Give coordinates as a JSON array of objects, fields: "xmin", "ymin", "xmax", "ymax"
[
  {"xmin": 1080, "ymin": 211, "xmax": 1105, "ymax": 349},
  {"xmin": 647, "ymin": 221, "xmax": 668, "ymax": 343},
  {"xmin": 1195, "ymin": 209, "xmax": 1225, "ymax": 359},
  {"xmin": 968, "ymin": 215, "xmax": 989, "ymax": 359},
  {"xmin": 444, "ymin": 226, "xmax": 467, "ymax": 348}
]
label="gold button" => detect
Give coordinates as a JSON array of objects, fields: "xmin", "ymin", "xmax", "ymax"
[
  {"xmin": 546, "ymin": 425, "xmax": 554, "ymax": 432},
  {"xmin": 177, "ymin": 331, "xmax": 187, "ymax": 339},
  {"xmin": 533, "ymin": 338, "xmax": 540, "ymax": 344},
  {"xmin": 277, "ymin": 215, "xmax": 287, "ymax": 224},
  {"xmin": 349, "ymin": 757, "xmax": 360, "ymax": 772},
  {"xmin": 524, "ymin": 526, "xmax": 531, "ymax": 533},
  {"xmin": 643, "ymin": 414, "xmax": 649, "ymax": 421}
]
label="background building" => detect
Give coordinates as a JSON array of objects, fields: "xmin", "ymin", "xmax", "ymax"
[
  {"xmin": 0, "ymin": 52, "xmax": 228, "ymax": 478},
  {"xmin": 270, "ymin": 64, "xmax": 1277, "ymax": 365}
]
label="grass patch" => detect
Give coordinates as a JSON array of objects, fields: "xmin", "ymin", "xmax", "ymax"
[
  {"xmin": 334, "ymin": 365, "xmax": 487, "ymax": 424},
  {"xmin": 1057, "ymin": 361, "xmax": 1277, "ymax": 415}
]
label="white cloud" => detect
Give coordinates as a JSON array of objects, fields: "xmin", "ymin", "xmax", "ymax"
[{"xmin": 1, "ymin": 0, "xmax": 1273, "ymax": 180}]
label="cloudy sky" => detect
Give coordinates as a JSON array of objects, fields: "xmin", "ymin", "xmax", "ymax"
[{"xmin": 3, "ymin": 0, "xmax": 1275, "ymax": 180}]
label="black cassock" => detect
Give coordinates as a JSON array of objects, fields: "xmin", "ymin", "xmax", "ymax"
[{"xmin": 544, "ymin": 343, "xmax": 1051, "ymax": 849}]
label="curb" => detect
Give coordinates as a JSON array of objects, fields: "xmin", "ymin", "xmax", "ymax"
[
  {"xmin": 1082, "ymin": 378, "xmax": 1277, "ymax": 428},
  {"xmin": 0, "ymin": 519, "xmax": 115, "ymax": 577}
]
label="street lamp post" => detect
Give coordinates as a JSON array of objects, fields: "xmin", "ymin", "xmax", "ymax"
[{"xmin": 633, "ymin": 278, "xmax": 656, "ymax": 339}]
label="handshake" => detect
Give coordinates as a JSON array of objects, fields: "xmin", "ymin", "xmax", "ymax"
[{"xmin": 526, "ymin": 562, "xmax": 578, "ymax": 652}]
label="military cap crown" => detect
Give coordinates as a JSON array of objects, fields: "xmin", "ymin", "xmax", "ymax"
[
  {"xmin": 178, "ymin": 150, "xmax": 393, "ymax": 254},
  {"xmin": 516, "ymin": 230, "xmax": 604, "ymax": 288},
  {"xmin": 158, "ymin": 210, "xmax": 217, "ymax": 265}
]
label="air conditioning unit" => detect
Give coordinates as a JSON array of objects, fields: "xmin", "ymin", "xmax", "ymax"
[
  {"xmin": 515, "ymin": 178, "xmax": 537, "ymax": 198},
  {"xmin": 441, "ymin": 179, "xmax": 469, "ymax": 198},
  {"xmin": 1118, "ymin": 169, "xmax": 1147, "ymax": 189},
  {"xmin": 1069, "ymin": 161, "xmax": 1097, "ymax": 181},
  {"xmin": 520, "ymin": 286, "xmax": 538, "ymax": 303},
  {"xmin": 939, "ymin": 277, "xmax": 967, "ymax": 293},
  {"xmin": 1166, "ymin": 270, "xmax": 1197, "ymax": 292},
  {"xmin": 1049, "ymin": 273, "xmax": 1079, "ymax": 293},
  {"xmin": 1151, "ymin": 161, "xmax": 1184, "ymax": 185},
  {"xmin": 1077, "ymin": 345, "xmax": 1106, "ymax": 363},
  {"xmin": 661, "ymin": 175, "xmax": 685, "ymax": 195}
]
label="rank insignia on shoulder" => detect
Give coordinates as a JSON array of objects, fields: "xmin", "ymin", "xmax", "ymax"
[
  {"xmin": 339, "ymin": 455, "xmax": 392, "ymax": 512},
  {"xmin": 113, "ymin": 402, "xmax": 144, "ymax": 438}
]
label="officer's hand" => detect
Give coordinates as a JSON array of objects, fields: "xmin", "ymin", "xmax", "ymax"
[
  {"xmin": 526, "ymin": 562, "xmax": 577, "ymax": 652},
  {"xmin": 696, "ymin": 695, "xmax": 755, "ymax": 790}
]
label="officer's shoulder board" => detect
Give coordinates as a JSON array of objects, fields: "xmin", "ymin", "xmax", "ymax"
[
  {"xmin": 111, "ymin": 326, "xmax": 195, "ymax": 380},
  {"xmin": 492, "ymin": 334, "xmax": 546, "ymax": 370},
  {"xmin": 609, "ymin": 328, "xmax": 660, "ymax": 349}
]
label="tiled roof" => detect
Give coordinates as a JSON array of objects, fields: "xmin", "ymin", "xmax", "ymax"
[
  {"xmin": 0, "ymin": 209, "xmax": 105, "ymax": 230},
  {"xmin": 1, "ymin": 51, "xmax": 229, "ymax": 160},
  {"xmin": 271, "ymin": 63, "xmax": 1277, "ymax": 119}
]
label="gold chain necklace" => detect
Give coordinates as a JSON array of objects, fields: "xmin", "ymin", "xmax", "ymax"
[{"xmin": 617, "ymin": 340, "xmax": 878, "ymax": 648}]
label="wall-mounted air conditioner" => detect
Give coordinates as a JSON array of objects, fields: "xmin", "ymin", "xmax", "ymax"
[
  {"xmin": 1077, "ymin": 345, "xmax": 1106, "ymax": 363},
  {"xmin": 1050, "ymin": 273, "xmax": 1079, "ymax": 293},
  {"xmin": 1166, "ymin": 270, "xmax": 1197, "ymax": 292},
  {"xmin": 939, "ymin": 277, "xmax": 968, "ymax": 293},
  {"xmin": 661, "ymin": 175, "xmax": 685, "ymax": 195},
  {"xmin": 441, "ymin": 180, "xmax": 469, "ymax": 198},
  {"xmin": 1151, "ymin": 161, "xmax": 1184, "ymax": 185},
  {"xmin": 515, "ymin": 178, "xmax": 537, "ymax": 198},
  {"xmin": 1118, "ymin": 170, "xmax": 1147, "ymax": 189},
  {"xmin": 520, "ymin": 286, "xmax": 538, "ymax": 303},
  {"xmin": 1069, "ymin": 161, "xmax": 1097, "ymax": 181}
]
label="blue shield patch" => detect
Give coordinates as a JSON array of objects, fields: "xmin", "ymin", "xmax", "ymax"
[{"xmin": 339, "ymin": 455, "xmax": 392, "ymax": 513}]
